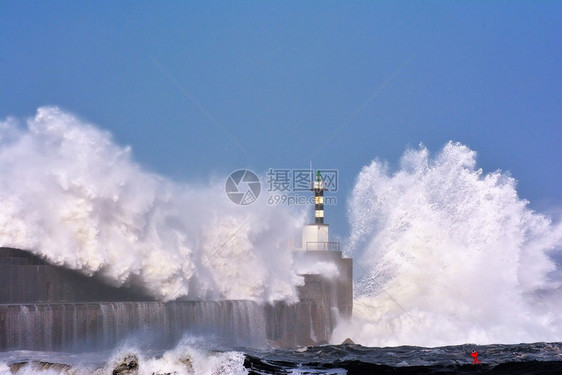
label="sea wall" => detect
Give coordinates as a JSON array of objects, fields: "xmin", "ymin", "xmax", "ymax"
[
  {"xmin": 0, "ymin": 248, "xmax": 148, "ymax": 303},
  {"xmin": 0, "ymin": 300, "xmax": 335, "ymax": 351},
  {"xmin": 0, "ymin": 247, "xmax": 351, "ymax": 350},
  {"xmin": 293, "ymin": 250, "xmax": 353, "ymax": 318}
]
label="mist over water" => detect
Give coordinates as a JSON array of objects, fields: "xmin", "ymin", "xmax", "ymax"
[
  {"xmin": 0, "ymin": 107, "xmax": 304, "ymax": 302},
  {"xmin": 333, "ymin": 142, "xmax": 562, "ymax": 347}
]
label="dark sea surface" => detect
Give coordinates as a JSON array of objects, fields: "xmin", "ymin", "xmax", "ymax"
[
  {"xmin": 1, "ymin": 341, "xmax": 562, "ymax": 374},
  {"xmin": 244, "ymin": 342, "xmax": 562, "ymax": 374}
]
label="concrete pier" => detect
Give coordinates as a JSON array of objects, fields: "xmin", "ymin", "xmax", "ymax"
[{"xmin": 0, "ymin": 247, "xmax": 351, "ymax": 350}]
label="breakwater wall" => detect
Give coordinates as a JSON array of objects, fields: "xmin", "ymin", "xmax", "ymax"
[
  {"xmin": 0, "ymin": 300, "xmax": 335, "ymax": 351},
  {"xmin": 0, "ymin": 247, "xmax": 351, "ymax": 350}
]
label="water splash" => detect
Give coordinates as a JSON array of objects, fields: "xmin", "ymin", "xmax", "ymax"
[
  {"xmin": 333, "ymin": 142, "xmax": 562, "ymax": 346},
  {"xmin": 0, "ymin": 336, "xmax": 249, "ymax": 375},
  {"xmin": 0, "ymin": 107, "xmax": 304, "ymax": 302}
]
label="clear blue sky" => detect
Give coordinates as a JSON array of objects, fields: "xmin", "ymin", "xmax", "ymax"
[{"xmin": 1, "ymin": 1, "xmax": 561, "ymax": 238}]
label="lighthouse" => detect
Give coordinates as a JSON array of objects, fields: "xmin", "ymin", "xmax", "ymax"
[
  {"xmin": 293, "ymin": 169, "xmax": 353, "ymax": 320},
  {"xmin": 313, "ymin": 170, "xmax": 327, "ymax": 224},
  {"xmin": 301, "ymin": 170, "xmax": 337, "ymax": 251}
]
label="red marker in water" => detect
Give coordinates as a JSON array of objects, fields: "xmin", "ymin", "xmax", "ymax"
[{"xmin": 471, "ymin": 349, "xmax": 481, "ymax": 364}]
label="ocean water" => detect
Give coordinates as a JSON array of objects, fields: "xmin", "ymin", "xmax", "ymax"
[
  {"xmin": 0, "ymin": 107, "xmax": 306, "ymax": 303},
  {"xmin": 1, "ymin": 340, "xmax": 562, "ymax": 375},
  {"xmin": 341, "ymin": 142, "xmax": 562, "ymax": 347}
]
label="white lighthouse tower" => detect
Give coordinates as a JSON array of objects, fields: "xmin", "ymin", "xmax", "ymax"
[
  {"xmin": 301, "ymin": 170, "xmax": 336, "ymax": 251},
  {"xmin": 293, "ymin": 169, "xmax": 353, "ymax": 320}
]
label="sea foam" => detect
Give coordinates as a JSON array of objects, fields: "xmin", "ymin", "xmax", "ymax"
[
  {"xmin": 0, "ymin": 107, "xmax": 304, "ymax": 302},
  {"xmin": 333, "ymin": 142, "xmax": 562, "ymax": 346}
]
